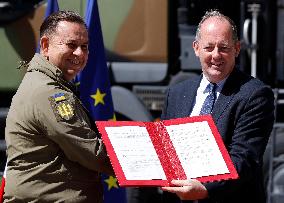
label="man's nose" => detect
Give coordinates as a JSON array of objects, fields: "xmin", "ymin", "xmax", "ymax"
[
  {"xmin": 212, "ymin": 47, "xmax": 221, "ymax": 59},
  {"xmin": 73, "ymin": 47, "xmax": 84, "ymax": 56}
]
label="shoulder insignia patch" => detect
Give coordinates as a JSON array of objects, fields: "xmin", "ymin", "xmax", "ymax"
[{"xmin": 49, "ymin": 93, "xmax": 75, "ymax": 121}]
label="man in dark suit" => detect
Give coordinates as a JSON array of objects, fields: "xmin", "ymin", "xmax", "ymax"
[{"xmin": 160, "ymin": 10, "xmax": 275, "ymax": 203}]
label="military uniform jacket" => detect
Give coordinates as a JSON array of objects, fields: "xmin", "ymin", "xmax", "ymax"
[{"xmin": 4, "ymin": 54, "xmax": 113, "ymax": 202}]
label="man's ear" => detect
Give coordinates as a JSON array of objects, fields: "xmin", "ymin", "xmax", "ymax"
[
  {"xmin": 235, "ymin": 41, "xmax": 241, "ymax": 57},
  {"xmin": 193, "ymin": 40, "xmax": 199, "ymax": 57},
  {"xmin": 40, "ymin": 36, "xmax": 49, "ymax": 57}
]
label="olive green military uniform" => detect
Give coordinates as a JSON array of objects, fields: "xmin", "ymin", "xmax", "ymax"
[{"xmin": 4, "ymin": 54, "xmax": 113, "ymax": 202}]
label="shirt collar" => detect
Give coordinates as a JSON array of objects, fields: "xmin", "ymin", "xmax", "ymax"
[{"xmin": 200, "ymin": 74, "xmax": 228, "ymax": 93}]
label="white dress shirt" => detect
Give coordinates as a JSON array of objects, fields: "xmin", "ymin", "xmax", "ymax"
[{"xmin": 190, "ymin": 75, "xmax": 226, "ymax": 116}]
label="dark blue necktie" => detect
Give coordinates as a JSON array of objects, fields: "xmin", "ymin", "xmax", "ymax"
[{"xmin": 199, "ymin": 83, "xmax": 217, "ymax": 115}]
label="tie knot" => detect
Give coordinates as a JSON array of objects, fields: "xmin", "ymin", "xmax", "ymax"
[{"xmin": 207, "ymin": 83, "xmax": 216, "ymax": 93}]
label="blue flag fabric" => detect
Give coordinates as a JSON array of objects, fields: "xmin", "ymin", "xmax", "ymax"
[
  {"xmin": 44, "ymin": 0, "xmax": 59, "ymax": 18},
  {"xmin": 77, "ymin": 0, "xmax": 115, "ymax": 121},
  {"xmin": 36, "ymin": 0, "xmax": 59, "ymax": 53},
  {"xmin": 77, "ymin": 0, "xmax": 127, "ymax": 202}
]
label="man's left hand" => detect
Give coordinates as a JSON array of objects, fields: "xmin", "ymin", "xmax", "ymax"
[{"xmin": 161, "ymin": 179, "xmax": 208, "ymax": 200}]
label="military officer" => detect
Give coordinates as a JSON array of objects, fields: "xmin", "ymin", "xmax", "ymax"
[{"xmin": 4, "ymin": 11, "xmax": 113, "ymax": 202}]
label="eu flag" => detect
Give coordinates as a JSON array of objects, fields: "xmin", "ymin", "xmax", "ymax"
[
  {"xmin": 77, "ymin": 0, "xmax": 114, "ymax": 121},
  {"xmin": 77, "ymin": 0, "xmax": 127, "ymax": 202}
]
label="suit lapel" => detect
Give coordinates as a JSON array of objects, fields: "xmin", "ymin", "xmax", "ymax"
[
  {"xmin": 212, "ymin": 69, "xmax": 243, "ymax": 121},
  {"xmin": 177, "ymin": 76, "xmax": 201, "ymax": 118},
  {"xmin": 169, "ymin": 69, "xmax": 247, "ymax": 120},
  {"xmin": 212, "ymin": 88, "xmax": 233, "ymax": 121}
]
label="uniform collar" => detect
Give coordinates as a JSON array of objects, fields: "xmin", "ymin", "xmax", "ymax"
[
  {"xmin": 27, "ymin": 53, "xmax": 64, "ymax": 80},
  {"xmin": 27, "ymin": 53, "xmax": 78, "ymax": 95}
]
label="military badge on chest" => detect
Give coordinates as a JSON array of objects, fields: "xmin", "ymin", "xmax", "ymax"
[{"xmin": 49, "ymin": 92, "xmax": 75, "ymax": 121}]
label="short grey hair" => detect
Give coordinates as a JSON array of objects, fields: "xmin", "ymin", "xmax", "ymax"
[{"xmin": 195, "ymin": 10, "xmax": 238, "ymax": 43}]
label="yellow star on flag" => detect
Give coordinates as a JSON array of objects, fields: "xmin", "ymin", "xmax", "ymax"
[
  {"xmin": 109, "ymin": 113, "xmax": 116, "ymax": 121},
  {"xmin": 104, "ymin": 175, "xmax": 119, "ymax": 190},
  {"xmin": 91, "ymin": 88, "xmax": 106, "ymax": 106}
]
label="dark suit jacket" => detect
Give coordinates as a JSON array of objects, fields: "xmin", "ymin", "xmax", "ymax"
[{"xmin": 161, "ymin": 68, "xmax": 275, "ymax": 203}]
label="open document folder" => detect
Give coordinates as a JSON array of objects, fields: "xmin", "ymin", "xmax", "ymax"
[{"xmin": 96, "ymin": 115, "xmax": 238, "ymax": 187}]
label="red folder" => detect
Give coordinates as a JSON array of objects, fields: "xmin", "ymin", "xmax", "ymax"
[{"xmin": 96, "ymin": 115, "xmax": 238, "ymax": 187}]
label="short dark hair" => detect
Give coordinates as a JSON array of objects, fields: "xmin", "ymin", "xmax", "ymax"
[
  {"xmin": 40, "ymin": 10, "xmax": 87, "ymax": 38},
  {"xmin": 195, "ymin": 10, "xmax": 238, "ymax": 43}
]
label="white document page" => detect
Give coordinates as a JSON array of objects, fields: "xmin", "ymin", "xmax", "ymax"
[
  {"xmin": 165, "ymin": 121, "xmax": 229, "ymax": 179},
  {"xmin": 105, "ymin": 126, "xmax": 167, "ymax": 180}
]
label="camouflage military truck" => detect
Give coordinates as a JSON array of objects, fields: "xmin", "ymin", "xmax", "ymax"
[{"xmin": 1, "ymin": 0, "xmax": 284, "ymax": 202}]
